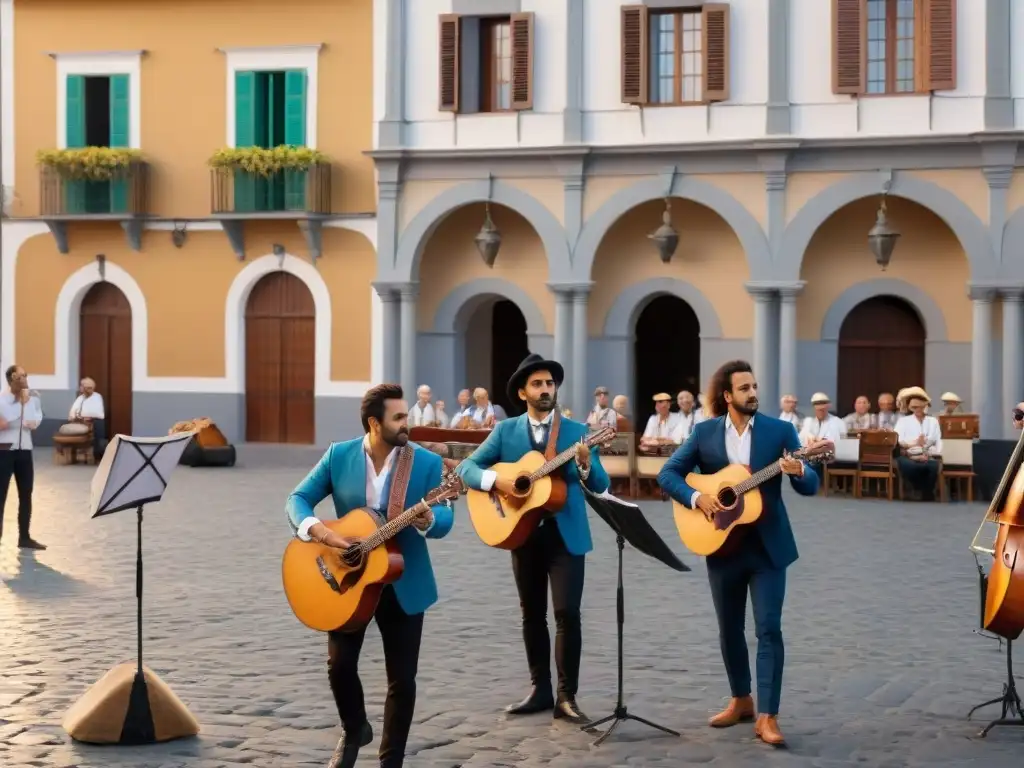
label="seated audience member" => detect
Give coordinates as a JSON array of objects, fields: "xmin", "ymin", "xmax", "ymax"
[
  {"xmin": 843, "ymin": 395, "xmax": 877, "ymax": 433},
  {"xmin": 894, "ymin": 387, "xmax": 942, "ymax": 501}
]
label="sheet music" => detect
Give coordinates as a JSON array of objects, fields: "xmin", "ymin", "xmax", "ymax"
[{"xmin": 90, "ymin": 432, "xmax": 196, "ymax": 517}]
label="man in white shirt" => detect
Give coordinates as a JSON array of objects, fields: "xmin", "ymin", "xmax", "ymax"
[
  {"xmin": 68, "ymin": 376, "xmax": 106, "ymax": 460},
  {"xmin": 586, "ymin": 386, "xmax": 618, "ymax": 430},
  {"xmin": 671, "ymin": 390, "xmax": 703, "ymax": 443},
  {"xmin": 843, "ymin": 395, "xmax": 877, "ymax": 433},
  {"xmin": 408, "ymin": 384, "xmax": 436, "ymax": 427},
  {"xmin": 0, "ymin": 365, "xmax": 46, "ymax": 549},
  {"xmin": 778, "ymin": 395, "xmax": 802, "ymax": 427},
  {"xmin": 894, "ymin": 388, "xmax": 942, "ymax": 501},
  {"xmin": 640, "ymin": 393, "xmax": 681, "ymax": 451},
  {"xmin": 876, "ymin": 392, "xmax": 899, "ymax": 430},
  {"xmin": 800, "ymin": 393, "xmax": 847, "ymax": 483}
]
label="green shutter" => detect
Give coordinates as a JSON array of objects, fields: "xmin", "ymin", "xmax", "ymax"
[
  {"xmin": 65, "ymin": 75, "xmax": 87, "ymax": 214},
  {"xmin": 108, "ymin": 74, "xmax": 130, "ymax": 213},
  {"xmin": 234, "ymin": 71, "xmax": 258, "ymax": 211},
  {"xmin": 283, "ymin": 70, "xmax": 308, "ymax": 210}
]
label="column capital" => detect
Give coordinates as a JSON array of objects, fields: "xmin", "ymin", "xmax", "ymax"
[
  {"xmin": 999, "ymin": 285, "xmax": 1024, "ymax": 301},
  {"xmin": 776, "ymin": 281, "xmax": 806, "ymax": 299},
  {"xmin": 373, "ymin": 280, "xmax": 417, "ymax": 300},
  {"xmin": 764, "ymin": 170, "xmax": 788, "ymax": 192},
  {"xmin": 744, "ymin": 281, "xmax": 779, "ymax": 300},
  {"xmin": 983, "ymin": 165, "xmax": 1013, "ymax": 190},
  {"xmin": 968, "ymin": 283, "xmax": 999, "ymax": 302},
  {"xmin": 563, "ymin": 175, "xmax": 585, "ymax": 193},
  {"xmin": 547, "ymin": 281, "xmax": 593, "ymax": 297}
]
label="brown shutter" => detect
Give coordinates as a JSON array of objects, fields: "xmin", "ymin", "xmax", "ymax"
[
  {"xmin": 832, "ymin": 0, "xmax": 866, "ymax": 95},
  {"xmin": 510, "ymin": 12, "xmax": 535, "ymax": 110},
  {"xmin": 438, "ymin": 14, "xmax": 461, "ymax": 112},
  {"xmin": 702, "ymin": 4, "xmax": 731, "ymax": 102},
  {"xmin": 924, "ymin": 0, "xmax": 956, "ymax": 91},
  {"xmin": 621, "ymin": 5, "xmax": 648, "ymax": 105}
]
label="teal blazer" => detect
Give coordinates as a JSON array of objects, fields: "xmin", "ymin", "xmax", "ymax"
[
  {"xmin": 285, "ymin": 439, "xmax": 455, "ymax": 616},
  {"xmin": 456, "ymin": 414, "xmax": 610, "ymax": 556},
  {"xmin": 657, "ymin": 414, "xmax": 818, "ymax": 569}
]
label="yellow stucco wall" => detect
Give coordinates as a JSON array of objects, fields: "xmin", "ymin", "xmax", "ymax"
[
  {"xmin": 12, "ymin": 0, "xmax": 375, "ymax": 218},
  {"xmin": 15, "ymin": 225, "xmax": 376, "ymax": 381}
]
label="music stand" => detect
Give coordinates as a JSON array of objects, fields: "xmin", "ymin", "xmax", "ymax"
[
  {"xmin": 62, "ymin": 433, "xmax": 201, "ymax": 746},
  {"xmin": 579, "ymin": 484, "xmax": 690, "ymax": 746}
]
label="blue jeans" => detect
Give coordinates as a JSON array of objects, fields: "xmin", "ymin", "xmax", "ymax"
[{"xmin": 706, "ymin": 535, "xmax": 788, "ymax": 715}]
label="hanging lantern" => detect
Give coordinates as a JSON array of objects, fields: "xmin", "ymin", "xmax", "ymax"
[
  {"xmin": 648, "ymin": 198, "xmax": 679, "ymax": 263},
  {"xmin": 474, "ymin": 203, "xmax": 502, "ymax": 267},
  {"xmin": 867, "ymin": 196, "xmax": 900, "ymax": 270}
]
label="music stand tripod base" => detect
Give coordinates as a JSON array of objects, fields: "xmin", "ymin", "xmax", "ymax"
[{"xmin": 966, "ymin": 637, "xmax": 1024, "ymax": 737}]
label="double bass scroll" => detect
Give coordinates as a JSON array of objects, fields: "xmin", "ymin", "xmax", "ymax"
[{"xmin": 972, "ymin": 429, "xmax": 1024, "ymax": 640}]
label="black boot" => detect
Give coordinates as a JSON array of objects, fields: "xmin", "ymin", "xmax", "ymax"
[
  {"xmin": 505, "ymin": 685, "xmax": 554, "ymax": 715},
  {"xmin": 553, "ymin": 696, "xmax": 589, "ymax": 725},
  {"xmin": 327, "ymin": 721, "xmax": 372, "ymax": 768},
  {"xmin": 18, "ymin": 538, "xmax": 46, "ymax": 550}
]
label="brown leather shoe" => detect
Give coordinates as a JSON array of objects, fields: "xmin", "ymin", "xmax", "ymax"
[
  {"xmin": 754, "ymin": 714, "xmax": 786, "ymax": 746},
  {"xmin": 708, "ymin": 695, "xmax": 755, "ymax": 728}
]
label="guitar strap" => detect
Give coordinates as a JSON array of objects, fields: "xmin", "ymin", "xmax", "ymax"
[
  {"xmin": 544, "ymin": 410, "xmax": 561, "ymax": 461},
  {"xmin": 385, "ymin": 444, "xmax": 415, "ymax": 521}
]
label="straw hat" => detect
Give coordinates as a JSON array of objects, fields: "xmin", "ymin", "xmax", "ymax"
[
  {"xmin": 940, "ymin": 391, "xmax": 961, "ymax": 403},
  {"xmin": 653, "ymin": 392, "xmax": 671, "ymax": 402},
  {"xmin": 898, "ymin": 386, "xmax": 931, "ymax": 409},
  {"xmin": 810, "ymin": 392, "xmax": 831, "ymax": 405}
]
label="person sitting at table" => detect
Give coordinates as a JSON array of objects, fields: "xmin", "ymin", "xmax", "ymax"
[{"xmin": 894, "ymin": 387, "xmax": 943, "ymax": 501}]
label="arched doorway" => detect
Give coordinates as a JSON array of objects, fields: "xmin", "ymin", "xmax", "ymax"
[
  {"xmin": 462, "ymin": 298, "xmax": 529, "ymax": 416},
  {"xmin": 80, "ymin": 282, "xmax": 133, "ymax": 437},
  {"xmin": 634, "ymin": 295, "xmax": 701, "ymax": 428},
  {"xmin": 245, "ymin": 272, "xmax": 315, "ymax": 444},
  {"xmin": 837, "ymin": 296, "xmax": 925, "ymax": 412}
]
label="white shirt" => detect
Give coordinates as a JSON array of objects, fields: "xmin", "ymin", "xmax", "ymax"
[
  {"xmin": 409, "ymin": 402, "xmax": 435, "ymax": 427},
  {"xmin": 894, "ymin": 414, "xmax": 943, "ymax": 457},
  {"xmin": 778, "ymin": 411, "xmax": 801, "ymax": 427},
  {"xmin": 587, "ymin": 406, "xmax": 618, "ymax": 429},
  {"xmin": 800, "ymin": 414, "xmax": 847, "ymax": 445},
  {"xmin": 69, "ymin": 392, "xmax": 105, "ymax": 420},
  {"xmin": 296, "ymin": 437, "xmax": 434, "ymax": 541},
  {"xmin": 0, "ymin": 390, "xmax": 43, "ymax": 450},
  {"xmin": 643, "ymin": 412, "xmax": 681, "ymax": 440},
  {"xmin": 689, "ymin": 416, "xmax": 755, "ymax": 507},
  {"xmin": 670, "ymin": 409, "xmax": 703, "ymax": 444}
]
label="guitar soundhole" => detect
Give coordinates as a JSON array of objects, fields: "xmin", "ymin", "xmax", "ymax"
[
  {"xmin": 513, "ymin": 475, "xmax": 532, "ymax": 495},
  {"xmin": 341, "ymin": 545, "xmax": 364, "ymax": 569},
  {"xmin": 717, "ymin": 487, "xmax": 738, "ymax": 510}
]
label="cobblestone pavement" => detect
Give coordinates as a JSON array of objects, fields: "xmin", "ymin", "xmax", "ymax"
[{"xmin": 1, "ymin": 445, "xmax": 1022, "ymax": 767}]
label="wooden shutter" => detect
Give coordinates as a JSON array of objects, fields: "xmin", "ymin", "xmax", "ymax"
[
  {"xmin": 66, "ymin": 75, "xmax": 86, "ymax": 148},
  {"xmin": 438, "ymin": 14, "xmax": 461, "ymax": 112},
  {"xmin": 924, "ymin": 0, "xmax": 956, "ymax": 91},
  {"xmin": 621, "ymin": 5, "xmax": 648, "ymax": 105},
  {"xmin": 235, "ymin": 71, "xmax": 258, "ymax": 146},
  {"xmin": 510, "ymin": 12, "xmax": 535, "ymax": 110},
  {"xmin": 832, "ymin": 0, "xmax": 866, "ymax": 95},
  {"xmin": 283, "ymin": 70, "xmax": 307, "ymax": 145},
  {"xmin": 108, "ymin": 75, "xmax": 130, "ymax": 147},
  {"xmin": 702, "ymin": 4, "xmax": 731, "ymax": 102}
]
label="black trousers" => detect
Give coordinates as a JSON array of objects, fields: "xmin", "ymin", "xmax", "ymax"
[
  {"xmin": 511, "ymin": 521, "xmax": 586, "ymax": 698},
  {"xmin": 91, "ymin": 419, "xmax": 107, "ymax": 461},
  {"xmin": 0, "ymin": 449, "xmax": 34, "ymax": 542},
  {"xmin": 896, "ymin": 456, "xmax": 939, "ymax": 499},
  {"xmin": 327, "ymin": 585, "xmax": 423, "ymax": 768}
]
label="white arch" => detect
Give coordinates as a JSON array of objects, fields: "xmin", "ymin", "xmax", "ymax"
[{"xmin": 224, "ymin": 253, "xmax": 370, "ymax": 398}]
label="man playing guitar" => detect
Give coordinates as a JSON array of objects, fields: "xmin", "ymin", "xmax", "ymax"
[
  {"xmin": 457, "ymin": 354, "xmax": 610, "ymax": 725},
  {"xmin": 285, "ymin": 384, "xmax": 455, "ymax": 768},
  {"xmin": 657, "ymin": 360, "xmax": 819, "ymax": 747}
]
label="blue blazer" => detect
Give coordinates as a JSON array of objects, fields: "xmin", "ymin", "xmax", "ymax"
[
  {"xmin": 457, "ymin": 414, "xmax": 610, "ymax": 556},
  {"xmin": 285, "ymin": 439, "xmax": 455, "ymax": 616},
  {"xmin": 657, "ymin": 414, "xmax": 818, "ymax": 569}
]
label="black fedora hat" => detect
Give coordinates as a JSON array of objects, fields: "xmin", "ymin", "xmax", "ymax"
[{"xmin": 506, "ymin": 353, "xmax": 565, "ymax": 405}]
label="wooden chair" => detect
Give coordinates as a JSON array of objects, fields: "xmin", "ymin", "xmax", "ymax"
[
  {"xmin": 602, "ymin": 432, "xmax": 637, "ymax": 499},
  {"xmin": 856, "ymin": 430, "xmax": 898, "ymax": 500},
  {"xmin": 940, "ymin": 438, "xmax": 976, "ymax": 502},
  {"xmin": 824, "ymin": 438, "xmax": 859, "ymax": 496}
]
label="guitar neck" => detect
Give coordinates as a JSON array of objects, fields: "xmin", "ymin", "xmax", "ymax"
[
  {"xmin": 732, "ymin": 461, "xmax": 788, "ymax": 495},
  {"xmin": 361, "ymin": 501, "xmax": 433, "ymax": 550},
  {"xmin": 529, "ymin": 436, "xmax": 601, "ymax": 482}
]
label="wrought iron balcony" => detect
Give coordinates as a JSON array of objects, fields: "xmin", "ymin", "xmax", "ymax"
[
  {"xmin": 40, "ymin": 160, "xmax": 150, "ymax": 217},
  {"xmin": 210, "ymin": 162, "xmax": 331, "ymax": 216}
]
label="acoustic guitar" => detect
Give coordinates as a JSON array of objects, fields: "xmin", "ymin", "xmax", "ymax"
[
  {"xmin": 982, "ymin": 430, "xmax": 1024, "ymax": 640},
  {"xmin": 281, "ymin": 474, "xmax": 465, "ymax": 633},
  {"xmin": 672, "ymin": 441, "xmax": 835, "ymax": 556},
  {"xmin": 468, "ymin": 426, "xmax": 616, "ymax": 550}
]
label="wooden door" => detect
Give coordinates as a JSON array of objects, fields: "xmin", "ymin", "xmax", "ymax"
[
  {"xmin": 837, "ymin": 296, "xmax": 926, "ymax": 412},
  {"xmin": 490, "ymin": 300, "xmax": 530, "ymax": 416},
  {"xmin": 634, "ymin": 295, "xmax": 701, "ymax": 429},
  {"xmin": 80, "ymin": 282, "xmax": 133, "ymax": 437},
  {"xmin": 245, "ymin": 272, "xmax": 315, "ymax": 443}
]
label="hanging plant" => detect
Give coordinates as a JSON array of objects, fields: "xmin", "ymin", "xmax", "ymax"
[
  {"xmin": 36, "ymin": 147, "xmax": 143, "ymax": 181},
  {"xmin": 208, "ymin": 146, "xmax": 327, "ymax": 177}
]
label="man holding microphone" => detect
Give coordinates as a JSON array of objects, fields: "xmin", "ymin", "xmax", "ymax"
[{"xmin": 0, "ymin": 365, "xmax": 46, "ymax": 550}]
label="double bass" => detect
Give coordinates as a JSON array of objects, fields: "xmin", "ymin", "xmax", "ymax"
[{"xmin": 973, "ymin": 430, "xmax": 1024, "ymax": 640}]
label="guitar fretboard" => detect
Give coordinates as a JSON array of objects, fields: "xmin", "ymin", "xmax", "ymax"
[
  {"xmin": 730, "ymin": 451, "xmax": 818, "ymax": 495},
  {"xmin": 528, "ymin": 434, "xmax": 607, "ymax": 482},
  {"xmin": 360, "ymin": 497, "xmax": 440, "ymax": 551}
]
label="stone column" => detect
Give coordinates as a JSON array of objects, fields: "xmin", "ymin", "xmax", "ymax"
[
  {"xmin": 778, "ymin": 282, "xmax": 804, "ymax": 401},
  {"xmin": 1002, "ymin": 288, "xmax": 1024, "ymax": 436},
  {"xmin": 571, "ymin": 286, "xmax": 590, "ymax": 417},
  {"xmin": 374, "ymin": 283, "xmax": 401, "ymax": 383},
  {"xmin": 746, "ymin": 284, "xmax": 779, "ymax": 412},
  {"xmin": 970, "ymin": 286, "xmax": 997, "ymax": 438},
  {"xmin": 549, "ymin": 285, "xmax": 574, "ymax": 399},
  {"xmin": 378, "ymin": 0, "xmax": 406, "ymax": 147},
  {"xmin": 398, "ymin": 283, "xmax": 418, "ymax": 398}
]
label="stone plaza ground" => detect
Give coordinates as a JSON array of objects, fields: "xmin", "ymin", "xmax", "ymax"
[{"xmin": 1, "ymin": 445, "xmax": 1023, "ymax": 767}]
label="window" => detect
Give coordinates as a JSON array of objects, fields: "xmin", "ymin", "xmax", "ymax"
[
  {"xmin": 833, "ymin": 0, "xmax": 956, "ymax": 96},
  {"xmin": 66, "ymin": 74, "xmax": 130, "ymax": 213},
  {"xmin": 621, "ymin": 4, "xmax": 731, "ymax": 106},
  {"xmin": 233, "ymin": 69, "xmax": 307, "ymax": 211},
  {"xmin": 438, "ymin": 13, "xmax": 534, "ymax": 114}
]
